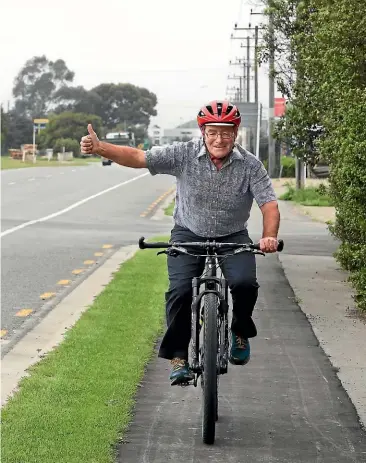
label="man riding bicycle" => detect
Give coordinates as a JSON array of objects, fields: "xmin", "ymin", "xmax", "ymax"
[{"xmin": 80, "ymin": 100, "xmax": 280, "ymax": 386}]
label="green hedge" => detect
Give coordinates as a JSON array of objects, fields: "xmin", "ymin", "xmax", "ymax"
[
  {"xmin": 325, "ymin": 91, "xmax": 366, "ymax": 312},
  {"xmin": 280, "ymin": 156, "xmax": 295, "ymax": 177},
  {"xmin": 260, "ymin": 0, "xmax": 366, "ymax": 312},
  {"xmin": 53, "ymin": 138, "xmax": 80, "ymax": 156}
]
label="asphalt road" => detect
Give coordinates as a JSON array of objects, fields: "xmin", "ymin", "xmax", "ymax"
[{"xmin": 1, "ymin": 163, "xmax": 175, "ymax": 347}]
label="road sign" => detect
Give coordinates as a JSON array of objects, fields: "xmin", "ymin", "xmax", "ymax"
[
  {"xmin": 33, "ymin": 118, "xmax": 49, "ymax": 131},
  {"xmin": 33, "ymin": 118, "xmax": 49, "ymax": 124},
  {"xmin": 274, "ymin": 98, "xmax": 286, "ymax": 118}
]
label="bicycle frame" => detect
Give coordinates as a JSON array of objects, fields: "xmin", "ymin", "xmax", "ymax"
[
  {"xmin": 138, "ymin": 235, "xmax": 284, "ymax": 444},
  {"xmin": 190, "ymin": 252, "xmax": 230, "ymax": 382}
]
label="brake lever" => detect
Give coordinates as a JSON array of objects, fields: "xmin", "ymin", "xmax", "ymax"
[
  {"xmin": 157, "ymin": 248, "xmax": 182, "ymax": 257},
  {"xmin": 157, "ymin": 250, "xmax": 167, "ymax": 256},
  {"xmin": 233, "ymin": 247, "xmax": 265, "ymax": 256}
]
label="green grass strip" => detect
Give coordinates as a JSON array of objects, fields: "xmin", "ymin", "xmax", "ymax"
[
  {"xmin": 1, "ymin": 240, "xmax": 168, "ymax": 463},
  {"xmin": 1, "ymin": 157, "xmax": 100, "ymax": 170},
  {"xmin": 279, "ymin": 184, "xmax": 334, "ymax": 206},
  {"xmin": 164, "ymin": 199, "xmax": 175, "ymax": 216}
]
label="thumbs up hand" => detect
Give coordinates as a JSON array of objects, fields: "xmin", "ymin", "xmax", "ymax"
[{"xmin": 80, "ymin": 124, "xmax": 100, "ymax": 154}]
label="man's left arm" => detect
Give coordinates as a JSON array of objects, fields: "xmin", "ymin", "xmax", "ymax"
[
  {"xmin": 259, "ymin": 200, "xmax": 280, "ymax": 253},
  {"xmin": 249, "ymin": 160, "xmax": 280, "ymax": 253}
]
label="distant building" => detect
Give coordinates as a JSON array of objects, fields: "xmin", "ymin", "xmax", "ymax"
[
  {"xmin": 148, "ymin": 125, "xmax": 163, "ymax": 145},
  {"xmin": 148, "ymin": 120, "xmax": 201, "ymax": 146}
]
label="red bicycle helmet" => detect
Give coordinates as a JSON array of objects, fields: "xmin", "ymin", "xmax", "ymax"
[{"xmin": 197, "ymin": 100, "xmax": 241, "ymax": 130}]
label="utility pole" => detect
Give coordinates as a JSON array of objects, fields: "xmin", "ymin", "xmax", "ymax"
[
  {"xmin": 232, "ymin": 26, "xmax": 261, "ymax": 104},
  {"xmin": 296, "ymin": 158, "xmax": 305, "ymax": 189},
  {"xmin": 254, "ymin": 26, "xmax": 259, "ymax": 104},
  {"xmin": 226, "ymin": 85, "xmax": 239, "ymax": 101},
  {"xmin": 232, "ymin": 26, "xmax": 261, "ymax": 155},
  {"xmin": 227, "ymin": 74, "xmax": 244, "ymax": 102},
  {"xmin": 249, "ymin": 8, "xmax": 277, "ymax": 177},
  {"xmin": 267, "ymin": 5, "xmax": 276, "ymax": 178},
  {"xmin": 229, "ymin": 59, "xmax": 247, "ymax": 101},
  {"xmin": 246, "ymin": 36, "xmax": 250, "ymax": 102}
]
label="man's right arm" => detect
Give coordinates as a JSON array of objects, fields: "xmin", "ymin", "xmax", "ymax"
[
  {"xmin": 81, "ymin": 124, "xmax": 186, "ymax": 175},
  {"xmin": 80, "ymin": 124, "xmax": 146, "ymax": 168},
  {"xmin": 97, "ymin": 142, "xmax": 147, "ymax": 168}
]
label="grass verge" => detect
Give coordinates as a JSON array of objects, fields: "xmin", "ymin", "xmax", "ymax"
[
  {"xmin": 279, "ymin": 183, "xmax": 334, "ymax": 206},
  {"xmin": 1, "ymin": 239, "xmax": 168, "ymax": 463},
  {"xmin": 1, "ymin": 157, "xmax": 100, "ymax": 170},
  {"xmin": 164, "ymin": 199, "xmax": 175, "ymax": 216}
]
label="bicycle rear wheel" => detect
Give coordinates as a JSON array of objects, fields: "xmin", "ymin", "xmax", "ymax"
[{"xmin": 201, "ymin": 293, "xmax": 218, "ymax": 445}]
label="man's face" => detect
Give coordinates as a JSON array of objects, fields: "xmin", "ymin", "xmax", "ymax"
[{"xmin": 204, "ymin": 125, "xmax": 237, "ymax": 158}]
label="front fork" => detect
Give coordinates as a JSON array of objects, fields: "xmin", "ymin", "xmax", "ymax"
[
  {"xmin": 190, "ymin": 276, "xmax": 229, "ymax": 384},
  {"xmin": 190, "ymin": 276, "xmax": 201, "ymax": 376}
]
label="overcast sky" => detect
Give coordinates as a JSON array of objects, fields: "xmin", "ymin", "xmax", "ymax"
[{"xmin": 0, "ymin": 0, "xmax": 273, "ymax": 128}]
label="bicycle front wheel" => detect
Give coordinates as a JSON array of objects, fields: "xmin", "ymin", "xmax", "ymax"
[{"xmin": 201, "ymin": 292, "xmax": 218, "ymax": 445}]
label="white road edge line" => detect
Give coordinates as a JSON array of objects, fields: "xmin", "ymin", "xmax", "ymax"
[{"xmin": 1, "ymin": 172, "xmax": 149, "ymax": 238}]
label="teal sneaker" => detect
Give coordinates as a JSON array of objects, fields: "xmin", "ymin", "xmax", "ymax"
[
  {"xmin": 229, "ymin": 333, "xmax": 250, "ymax": 365},
  {"xmin": 169, "ymin": 358, "xmax": 194, "ymax": 385}
]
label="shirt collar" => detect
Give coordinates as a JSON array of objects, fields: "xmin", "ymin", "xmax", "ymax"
[{"xmin": 197, "ymin": 140, "xmax": 245, "ymax": 161}]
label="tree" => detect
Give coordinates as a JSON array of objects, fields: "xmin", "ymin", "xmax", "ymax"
[
  {"xmin": 91, "ymin": 83, "xmax": 157, "ymax": 129},
  {"xmin": 12, "ymin": 55, "xmax": 74, "ymax": 118},
  {"xmin": 2, "ymin": 110, "xmax": 33, "ymax": 150},
  {"xmin": 1, "ymin": 106, "xmax": 7, "ymax": 153},
  {"xmin": 260, "ymin": 0, "xmax": 366, "ymax": 311},
  {"xmin": 260, "ymin": 0, "xmax": 322, "ymax": 165},
  {"xmin": 37, "ymin": 112, "xmax": 102, "ymax": 155},
  {"xmin": 53, "ymin": 138, "xmax": 80, "ymax": 156},
  {"xmin": 53, "ymin": 86, "xmax": 102, "ymax": 115},
  {"xmin": 54, "ymin": 82, "xmax": 157, "ymax": 129}
]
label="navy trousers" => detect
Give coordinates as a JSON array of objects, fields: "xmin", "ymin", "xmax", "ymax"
[{"xmin": 158, "ymin": 225, "xmax": 259, "ymax": 360}]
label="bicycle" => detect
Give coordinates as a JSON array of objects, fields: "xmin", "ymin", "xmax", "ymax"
[{"xmin": 138, "ymin": 236, "xmax": 284, "ymax": 445}]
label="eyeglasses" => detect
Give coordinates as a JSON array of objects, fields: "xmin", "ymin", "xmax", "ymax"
[{"xmin": 205, "ymin": 131, "xmax": 234, "ymax": 140}]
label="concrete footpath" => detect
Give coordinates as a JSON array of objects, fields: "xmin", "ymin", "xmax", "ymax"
[
  {"xmin": 277, "ymin": 200, "xmax": 366, "ymax": 429},
  {"xmin": 117, "ymin": 200, "xmax": 366, "ymax": 462}
]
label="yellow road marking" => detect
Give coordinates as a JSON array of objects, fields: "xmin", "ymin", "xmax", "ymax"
[
  {"xmin": 84, "ymin": 260, "xmax": 95, "ymax": 265},
  {"xmin": 0, "ymin": 330, "xmax": 8, "ymax": 338},
  {"xmin": 16, "ymin": 309, "xmax": 33, "ymax": 317},
  {"xmin": 58, "ymin": 279, "xmax": 71, "ymax": 285},
  {"xmin": 72, "ymin": 269, "xmax": 84, "ymax": 275},
  {"xmin": 140, "ymin": 187, "xmax": 176, "ymax": 217},
  {"xmin": 40, "ymin": 292, "xmax": 55, "ymax": 300},
  {"xmin": 94, "ymin": 252, "xmax": 103, "ymax": 257},
  {"xmin": 102, "ymin": 244, "xmax": 113, "ymax": 249}
]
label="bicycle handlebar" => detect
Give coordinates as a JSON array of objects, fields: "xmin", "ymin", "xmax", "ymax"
[{"xmin": 138, "ymin": 237, "xmax": 284, "ymax": 252}]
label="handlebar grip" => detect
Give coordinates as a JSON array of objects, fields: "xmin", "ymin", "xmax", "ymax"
[
  {"xmin": 138, "ymin": 237, "xmax": 171, "ymax": 249},
  {"xmin": 251, "ymin": 239, "xmax": 284, "ymax": 252}
]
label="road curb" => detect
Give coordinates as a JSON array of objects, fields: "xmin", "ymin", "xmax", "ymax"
[
  {"xmin": 1, "ymin": 247, "xmax": 117, "ymax": 358},
  {"xmin": 1, "ymin": 244, "xmax": 139, "ymax": 407},
  {"xmin": 150, "ymin": 188, "xmax": 175, "ymax": 221}
]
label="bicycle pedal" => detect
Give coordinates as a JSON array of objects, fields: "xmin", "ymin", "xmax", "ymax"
[{"xmin": 179, "ymin": 381, "xmax": 192, "ymax": 387}]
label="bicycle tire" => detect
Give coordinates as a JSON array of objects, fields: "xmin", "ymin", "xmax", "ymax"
[{"xmin": 202, "ymin": 292, "xmax": 218, "ymax": 445}]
